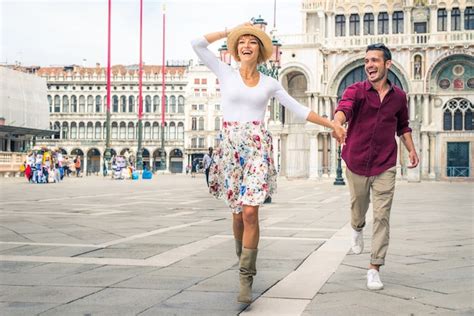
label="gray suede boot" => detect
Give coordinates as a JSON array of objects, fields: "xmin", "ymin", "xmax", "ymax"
[
  {"xmin": 237, "ymin": 247, "xmax": 258, "ymax": 304},
  {"xmin": 235, "ymin": 239, "xmax": 242, "ymax": 259}
]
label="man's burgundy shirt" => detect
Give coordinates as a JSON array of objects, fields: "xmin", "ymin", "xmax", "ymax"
[{"xmin": 335, "ymin": 80, "xmax": 412, "ymax": 177}]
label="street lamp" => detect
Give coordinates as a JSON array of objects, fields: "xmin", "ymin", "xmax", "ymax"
[{"xmin": 333, "ymin": 144, "xmax": 345, "ymax": 185}]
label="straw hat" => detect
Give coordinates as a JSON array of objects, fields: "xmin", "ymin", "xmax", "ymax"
[{"xmin": 227, "ymin": 25, "xmax": 273, "ymax": 62}]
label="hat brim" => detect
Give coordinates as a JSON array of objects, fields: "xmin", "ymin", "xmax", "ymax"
[{"xmin": 227, "ymin": 26, "xmax": 273, "ymax": 62}]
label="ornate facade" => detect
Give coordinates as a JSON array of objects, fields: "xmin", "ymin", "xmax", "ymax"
[
  {"xmin": 270, "ymin": 0, "xmax": 474, "ymax": 180},
  {"xmin": 37, "ymin": 64, "xmax": 188, "ymax": 174}
]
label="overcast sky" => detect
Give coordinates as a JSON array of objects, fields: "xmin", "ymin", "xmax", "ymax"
[{"xmin": 1, "ymin": 0, "xmax": 302, "ymax": 67}]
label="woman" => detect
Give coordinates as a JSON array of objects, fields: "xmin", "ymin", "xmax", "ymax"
[{"xmin": 191, "ymin": 23, "xmax": 346, "ymax": 304}]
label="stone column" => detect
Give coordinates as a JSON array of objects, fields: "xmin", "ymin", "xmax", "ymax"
[
  {"xmin": 322, "ymin": 133, "xmax": 328, "ymax": 177},
  {"xmin": 460, "ymin": 9, "xmax": 465, "ymax": 31},
  {"xmin": 318, "ymin": 9, "xmax": 325, "ymax": 37},
  {"xmin": 330, "ymin": 136, "xmax": 337, "ymax": 177},
  {"xmin": 280, "ymin": 134, "xmax": 287, "ymax": 177},
  {"xmin": 374, "ymin": 12, "xmax": 379, "ymax": 35},
  {"xmin": 407, "ymin": 120, "xmax": 420, "ymax": 182},
  {"xmin": 405, "ymin": 8, "xmax": 411, "ymax": 34},
  {"xmin": 422, "ymin": 94, "xmax": 430, "ymax": 126},
  {"xmin": 388, "ymin": 12, "xmax": 393, "ymax": 34},
  {"xmin": 428, "ymin": 133, "xmax": 436, "ymax": 179},
  {"xmin": 309, "ymin": 132, "xmax": 319, "ymax": 180},
  {"xmin": 409, "ymin": 95, "xmax": 416, "ymax": 120},
  {"xmin": 447, "ymin": 9, "xmax": 452, "ymax": 32},
  {"xmin": 272, "ymin": 132, "xmax": 280, "ymax": 173},
  {"xmin": 327, "ymin": 13, "xmax": 334, "ymax": 38},
  {"xmin": 430, "ymin": 5, "xmax": 437, "ymax": 33},
  {"xmin": 345, "ymin": 14, "xmax": 350, "ymax": 37},
  {"xmin": 421, "ymin": 132, "xmax": 429, "ymax": 178}
]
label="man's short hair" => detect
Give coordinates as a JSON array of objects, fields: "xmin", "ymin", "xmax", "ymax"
[
  {"xmin": 366, "ymin": 43, "xmax": 392, "ymax": 61},
  {"xmin": 208, "ymin": 147, "xmax": 213, "ymax": 151}
]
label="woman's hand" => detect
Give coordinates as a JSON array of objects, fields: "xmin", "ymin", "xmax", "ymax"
[
  {"xmin": 332, "ymin": 123, "xmax": 346, "ymax": 145},
  {"xmin": 226, "ymin": 22, "xmax": 254, "ymax": 36}
]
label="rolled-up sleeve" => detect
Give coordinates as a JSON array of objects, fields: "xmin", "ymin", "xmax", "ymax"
[
  {"xmin": 335, "ymin": 84, "xmax": 359, "ymax": 123},
  {"xmin": 396, "ymin": 99, "xmax": 412, "ymax": 136}
]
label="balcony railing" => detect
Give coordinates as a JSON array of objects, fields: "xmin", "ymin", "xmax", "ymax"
[
  {"xmin": 279, "ymin": 31, "xmax": 474, "ymax": 49},
  {"xmin": 446, "ymin": 167, "xmax": 471, "ymax": 177}
]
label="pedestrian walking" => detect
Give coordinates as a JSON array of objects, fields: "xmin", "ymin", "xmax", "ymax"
[
  {"xmin": 74, "ymin": 156, "xmax": 81, "ymax": 177},
  {"xmin": 202, "ymin": 147, "xmax": 213, "ymax": 187},
  {"xmin": 333, "ymin": 43, "xmax": 419, "ymax": 290},
  {"xmin": 191, "ymin": 22, "xmax": 346, "ymax": 304}
]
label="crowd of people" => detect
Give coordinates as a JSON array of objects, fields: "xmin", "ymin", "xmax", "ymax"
[{"xmin": 21, "ymin": 148, "xmax": 82, "ymax": 183}]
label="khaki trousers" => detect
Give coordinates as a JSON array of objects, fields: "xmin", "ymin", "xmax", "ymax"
[{"xmin": 346, "ymin": 167, "xmax": 396, "ymax": 265}]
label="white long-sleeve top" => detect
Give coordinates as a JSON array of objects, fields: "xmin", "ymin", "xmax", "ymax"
[{"xmin": 191, "ymin": 37, "xmax": 311, "ymax": 122}]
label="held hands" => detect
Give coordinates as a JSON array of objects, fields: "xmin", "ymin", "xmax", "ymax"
[
  {"xmin": 407, "ymin": 150, "xmax": 419, "ymax": 169},
  {"xmin": 331, "ymin": 123, "xmax": 346, "ymax": 145}
]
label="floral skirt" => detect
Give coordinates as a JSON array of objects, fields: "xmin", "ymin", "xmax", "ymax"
[{"xmin": 209, "ymin": 121, "xmax": 277, "ymax": 213}]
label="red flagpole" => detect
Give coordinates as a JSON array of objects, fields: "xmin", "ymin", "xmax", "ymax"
[
  {"xmin": 138, "ymin": 0, "xmax": 143, "ymax": 120},
  {"xmin": 161, "ymin": 4, "xmax": 166, "ymax": 126},
  {"xmin": 105, "ymin": 0, "xmax": 112, "ymax": 163},
  {"xmin": 136, "ymin": 0, "xmax": 144, "ymax": 169}
]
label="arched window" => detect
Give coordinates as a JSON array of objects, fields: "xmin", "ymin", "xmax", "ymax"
[
  {"xmin": 452, "ymin": 8, "xmax": 461, "ymax": 31},
  {"xmin": 169, "ymin": 122, "xmax": 176, "ymax": 139},
  {"xmin": 165, "ymin": 96, "xmax": 169, "ymax": 113},
  {"xmin": 153, "ymin": 96, "xmax": 160, "ymax": 112},
  {"xmin": 170, "ymin": 96, "xmax": 177, "ymax": 113},
  {"xmin": 71, "ymin": 95, "xmax": 77, "ymax": 112},
  {"xmin": 393, "ymin": 11, "xmax": 404, "ymax": 33},
  {"xmin": 95, "ymin": 95, "xmax": 102, "ymax": 112},
  {"xmin": 86, "ymin": 122, "xmax": 94, "ymax": 139},
  {"xmin": 112, "ymin": 95, "xmax": 119, "ymax": 112},
  {"xmin": 121, "ymin": 96, "xmax": 127, "ymax": 113},
  {"xmin": 78, "ymin": 122, "xmax": 85, "ymax": 139},
  {"xmin": 191, "ymin": 117, "xmax": 197, "ymax": 131},
  {"xmin": 95, "ymin": 122, "xmax": 102, "ymax": 139},
  {"xmin": 177, "ymin": 122, "xmax": 184, "ymax": 140},
  {"xmin": 152, "ymin": 122, "xmax": 160, "ymax": 139},
  {"xmin": 54, "ymin": 95, "xmax": 60, "ymax": 113},
  {"xmin": 112, "ymin": 122, "xmax": 118, "ymax": 139},
  {"xmin": 129, "ymin": 95, "xmax": 135, "ymax": 113},
  {"xmin": 61, "ymin": 95, "xmax": 68, "ymax": 112},
  {"xmin": 349, "ymin": 14, "xmax": 360, "ymax": 36},
  {"xmin": 438, "ymin": 8, "xmax": 447, "ymax": 31},
  {"xmin": 48, "ymin": 95, "xmax": 53, "ymax": 112},
  {"xmin": 128, "ymin": 122, "xmax": 135, "ymax": 139},
  {"xmin": 464, "ymin": 6, "xmax": 474, "ymax": 30},
  {"xmin": 87, "ymin": 95, "xmax": 94, "ymax": 112},
  {"xmin": 144, "ymin": 122, "xmax": 151, "ymax": 140},
  {"xmin": 70, "ymin": 122, "xmax": 77, "ymax": 139},
  {"xmin": 79, "ymin": 95, "xmax": 85, "ymax": 112},
  {"xmin": 214, "ymin": 117, "xmax": 220, "ymax": 130},
  {"xmin": 62, "ymin": 122, "xmax": 68, "ymax": 139},
  {"xmin": 335, "ymin": 15, "xmax": 345, "ymax": 37},
  {"xmin": 178, "ymin": 96, "xmax": 185, "ymax": 113},
  {"xmin": 119, "ymin": 122, "xmax": 126, "ymax": 139},
  {"xmin": 145, "ymin": 96, "xmax": 152, "ymax": 113},
  {"xmin": 378, "ymin": 12, "xmax": 389, "ymax": 34},
  {"xmin": 198, "ymin": 117, "xmax": 204, "ymax": 130},
  {"xmin": 164, "ymin": 122, "xmax": 169, "ymax": 140},
  {"xmin": 363, "ymin": 13, "xmax": 374, "ymax": 35},
  {"xmin": 442, "ymin": 98, "xmax": 474, "ymax": 131}
]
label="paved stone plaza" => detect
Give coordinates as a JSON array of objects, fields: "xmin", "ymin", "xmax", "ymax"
[{"xmin": 0, "ymin": 175, "xmax": 472, "ymax": 315}]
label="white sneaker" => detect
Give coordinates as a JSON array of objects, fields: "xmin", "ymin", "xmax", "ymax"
[
  {"xmin": 351, "ymin": 228, "xmax": 364, "ymax": 254},
  {"xmin": 367, "ymin": 269, "xmax": 384, "ymax": 290}
]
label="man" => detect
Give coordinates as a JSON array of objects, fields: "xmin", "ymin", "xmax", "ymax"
[
  {"xmin": 202, "ymin": 147, "xmax": 213, "ymax": 186},
  {"xmin": 333, "ymin": 43, "xmax": 419, "ymax": 290}
]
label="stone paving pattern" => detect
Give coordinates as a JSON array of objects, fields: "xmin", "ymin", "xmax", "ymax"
[{"xmin": 0, "ymin": 174, "xmax": 472, "ymax": 315}]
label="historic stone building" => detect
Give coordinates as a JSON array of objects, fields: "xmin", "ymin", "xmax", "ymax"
[
  {"xmin": 37, "ymin": 64, "xmax": 188, "ymax": 174},
  {"xmin": 271, "ymin": 0, "xmax": 474, "ymax": 180}
]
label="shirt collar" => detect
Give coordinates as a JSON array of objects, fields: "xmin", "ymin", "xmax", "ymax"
[{"xmin": 364, "ymin": 79, "xmax": 394, "ymax": 92}]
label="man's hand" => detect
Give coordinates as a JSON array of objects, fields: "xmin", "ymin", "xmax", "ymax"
[
  {"xmin": 332, "ymin": 124, "xmax": 346, "ymax": 145},
  {"xmin": 407, "ymin": 150, "xmax": 419, "ymax": 169}
]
